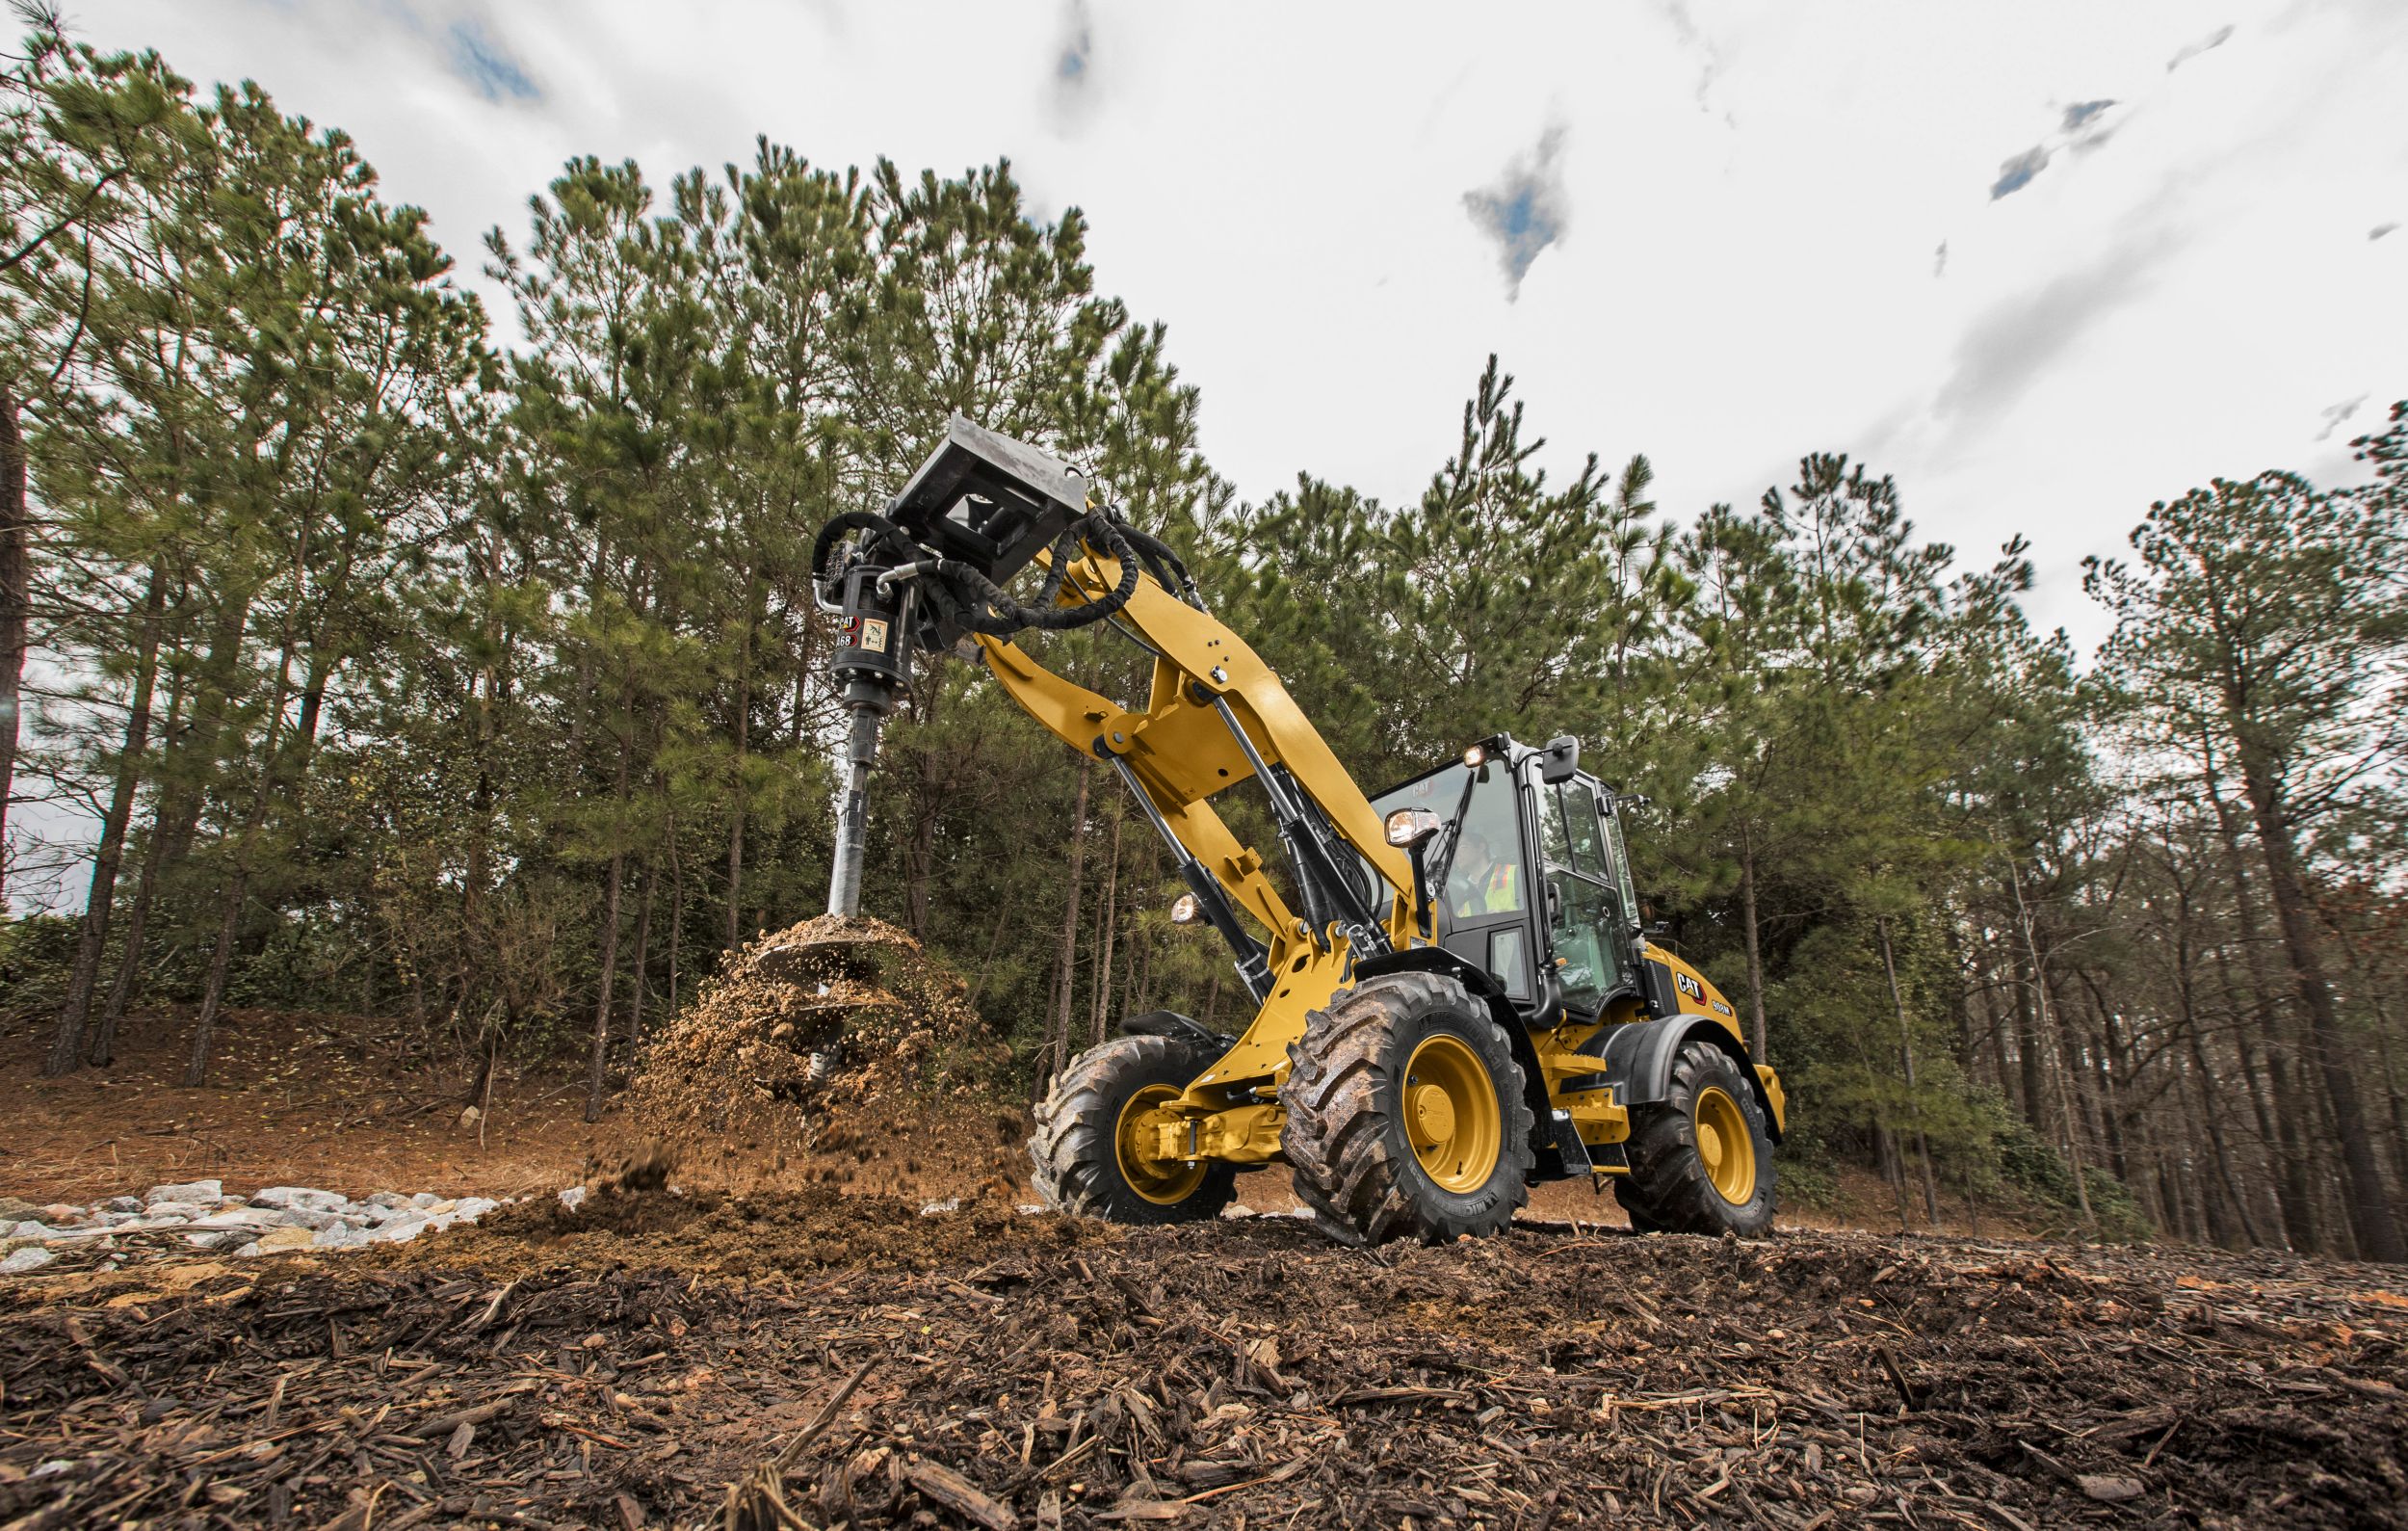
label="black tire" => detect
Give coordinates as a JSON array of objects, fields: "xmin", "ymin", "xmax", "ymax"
[
  {"xmin": 1614, "ymin": 1039, "xmax": 1776, "ymax": 1237},
  {"xmin": 1029, "ymin": 1035, "xmax": 1238, "ymax": 1224},
  {"xmin": 1282, "ymin": 972, "xmax": 1534, "ymax": 1246}
]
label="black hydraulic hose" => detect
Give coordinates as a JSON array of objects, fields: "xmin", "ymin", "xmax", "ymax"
[
  {"xmin": 811, "ymin": 511, "xmax": 912, "ymax": 592},
  {"xmin": 813, "ymin": 507, "xmax": 1142, "ymax": 637},
  {"xmin": 1114, "ymin": 521, "xmax": 1200, "ymax": 606},
  {"xmin": 937, "ymin": 512, "xmax": 1141, "ymax": 635}
]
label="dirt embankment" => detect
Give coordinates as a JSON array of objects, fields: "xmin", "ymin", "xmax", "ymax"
[{"xmin": 3, "ymin": 1180, "xmax": 2404, "ymax": 1530}]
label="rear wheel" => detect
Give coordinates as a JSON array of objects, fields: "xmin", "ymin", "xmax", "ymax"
[
  {"xmin": 1614, "ymin": 1039, "xmax": 1776, "ymax": 1236},
  {"xmin": 1030, "ymin": 1035, "xmax": 1237, "ymax": 1224},
  {"xmin": 1282, "ymin": 972, "xmax": 1533, "ymax": 1245}
]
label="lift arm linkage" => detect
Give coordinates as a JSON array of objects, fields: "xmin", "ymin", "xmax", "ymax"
[{"xmin": 979, "ymin": 543, "xmax": 1420, "ymax": 1099}]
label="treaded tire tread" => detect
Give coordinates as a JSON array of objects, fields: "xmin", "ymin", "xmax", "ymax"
[
  {"xmin": 1613, "ymin": 1039, "xmax": 1777, "ymax": 1236},
  {"xmin": 1281, "ymin": 973, "xmax": 1534, "ymax": 1246},
  {"xmin": 1028, "ymin": 1035, "xmax": 1238, "ymax": 1225}
]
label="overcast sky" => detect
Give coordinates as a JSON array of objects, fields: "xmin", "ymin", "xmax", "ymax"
[{"xmin": 79, "ymin": 0, "xmax": 2408, "ymax": 651}]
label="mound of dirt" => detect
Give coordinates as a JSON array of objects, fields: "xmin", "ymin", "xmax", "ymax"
[{"xmin": 628, "ymin": 915, "xmax": 1020, "ymax": 1196}]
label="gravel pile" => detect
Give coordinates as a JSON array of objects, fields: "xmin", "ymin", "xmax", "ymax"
[{"xmin": 0, "ymin": 1179, "xmax": 511, "ymax": 1274}]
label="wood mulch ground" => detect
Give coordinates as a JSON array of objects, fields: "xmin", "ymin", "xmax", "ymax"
[{"xmin": 3, "ymin": 1180, "xmax": 2403, "ymax": 1530}]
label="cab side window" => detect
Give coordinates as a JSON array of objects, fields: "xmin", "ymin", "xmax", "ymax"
[{"xmin": 1444, "ymin": 768, "xmax": 1527, "ymax": 918}]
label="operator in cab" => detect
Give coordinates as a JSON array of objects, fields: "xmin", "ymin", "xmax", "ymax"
[{"xmin": 1449, "ymin": 831, "xmax": 1523, "ymax": 917}]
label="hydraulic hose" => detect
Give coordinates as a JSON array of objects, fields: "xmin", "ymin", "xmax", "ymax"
[
  {"xmin": 814, "ymin": 507, "xmax": 1143, "ymax": 638},
  {"xmin": 936, "ymin": 512, "xmax": 1142, "ymax": 636}
]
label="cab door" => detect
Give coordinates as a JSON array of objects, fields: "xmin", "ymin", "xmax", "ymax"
[{"xmin": 1533, "ymin": 775, "xmax": 1636, "ymax": 1019}]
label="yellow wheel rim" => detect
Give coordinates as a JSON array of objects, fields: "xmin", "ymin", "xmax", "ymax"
[
  {"xmin": 1115, "ymin": 1084, "xmax": 1206, "ymax": 1205},
  {"xmin": 1694, "ymin": 1085, "xmax": 1758, "ymax": 1205},
  {"xmin": 1403, "ymin": 1034, "xmax": 1503, "ymax": 1194}
]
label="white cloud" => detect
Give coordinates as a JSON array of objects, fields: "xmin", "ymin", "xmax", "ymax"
[{"xmin": 69, "ymin": 0, "xmax": 2408, "ymax": 658}]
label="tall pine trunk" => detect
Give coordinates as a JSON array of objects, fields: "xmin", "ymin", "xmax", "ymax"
[
  {"xmin": 627, "ymin": 855, "xmax": 657, "ymax": 1046},
  {"xmin": 2201, "ymin": 737, "xmax": 2319, "ymax": 1250},
  {"xmin": 1876, "ymin": 918, "xmax": 1942, "ymax": 1226},
  {"xmin": 588, "ymin": 735, "xmax": 633, "ymax": 1122},
  {"xmin": 45, "ymin": 565, "xmax": 168, "ymax": 1075},
  {"xmin": 91, "ymin": 661, "xmax": 187, "ymax": 1068},
  {"xmin": 1088, "ymin": 800, "xmax": 1124, "ymax": 1048},
  {"xmin": 2237, "ymin": 759, "xmax": 2405, "ymax": 1263},
  {"xmin": 724, "ymin": 566, "xmax": 754, "ymax": 951},
  {"xmin": 185, "ymin": 642, "xmax": 297, "ymax": 1087},
  {"xmin": 1737, "ymin": 838, "xmax": 1767, "ymax": 1060},
  {"xmin": 1035, "ymin": 758, "xmax": 1092, "ymax": 1098},
  {"xmin": 0, "ymin": 387, "xmax": 28, "ymax": 896}
]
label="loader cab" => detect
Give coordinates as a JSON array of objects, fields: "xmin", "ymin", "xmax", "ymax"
[{"xmin": 1369, "ymin": 736, "xmax": 1647, "ymax": 1027}]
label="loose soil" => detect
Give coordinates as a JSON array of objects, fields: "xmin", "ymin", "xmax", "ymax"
[
  {"xmin": 0, "ymin": 1007, "xmax": 611, "ymax": 1206},
  {"xmin": 3, "ymin": 1183, "xmax": 2403, "ymax": 1530}
]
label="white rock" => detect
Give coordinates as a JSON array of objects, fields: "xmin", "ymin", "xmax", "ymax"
[
  {"xmin": 411, "ymin": 1192, "xmax": 441, "ymax": 1209},
  {"xmin": 103, "ymin": 1196, "xmax": 142, "ymax": 1214},
  {"xmin": 361, "ymin": 1202, "xmax": 410, "ymax": 1225},
  {"xmin": 455, "ymin": 1197, "xmax": 499, "ymax": 1221},
  {"xmin": 919, "ymin": 1198, "xmax": 962, "ymax": 1215},
  {"xmin": 182, "ymin": 1230, "xmax": 243, "ymax": 1251},
  {"xmin": 1, "ymin": 1247, "xmax": 56, "ymax": 1274},
  {"xmin": 371, "ymin": 1215, "xmax": 432, "ymax": 1243},
  {"xmin": 558, "ymin": 1186, "xmax": 588, "ymax": 1211},
  {"xmin": 251, "ymin": 1187, "xmax": 349, "ymax": 1214},
  {"xmin": 312, "ymin": 1223, "xmax": 368, "ymax": 1250},
  {"xmin": 366, "ymin": 1191, "xmax": 415, "ymax": 1210},
  {"xmin": 10, "ymin": 1221, "xmax": 51, "ymax": 1240},
  {"xmin": 142, "ymin": 1201, "xmax": 208, "ymax": 1223},
  {"xmin": 192, "ymin": 1208, "xmax": 297, "ymax": 1230},
  {"xmin": 145, "ymin": 1180, "xmax": 222, "ymax": 1206},
  {"xmin": 233, "ymin": 1242, "xmax": 262, "ymax": 1257},
  {"xmin": 425, "ymin": 1200, "xmax": 458, "ymax": 1216}
]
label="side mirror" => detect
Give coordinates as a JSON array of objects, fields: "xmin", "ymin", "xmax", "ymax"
[
  {"xmin": 1384, "ymin": 808, "xmax": 1442, "ymax": 937},
  {"xmin": 1539, "ymin": 734, "xmax": 1581, "ymax": 784}
]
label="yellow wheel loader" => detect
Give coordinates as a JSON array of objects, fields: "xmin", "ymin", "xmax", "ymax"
[{"xmin": 814, "ymin": 416, "xmax": 1787, "ymax": 1245}]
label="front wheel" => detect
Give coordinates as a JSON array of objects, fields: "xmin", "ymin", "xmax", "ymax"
[
  {"xmin": 1614, "ymin": 1038, "xmax": 1776, "ymax": 1236},
  {"xmin": 1029, "ymin": 1035, "xmax": 1237, "ymax": 1224},
  {"xmin": 1282, "ymin": 972, "xmax": 1534, "ymax": 1245}
]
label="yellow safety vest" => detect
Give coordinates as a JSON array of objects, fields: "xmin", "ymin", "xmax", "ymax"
[{"xmin": 1455, "ymin": 863, "xmax": 1519, "ymax": 916}]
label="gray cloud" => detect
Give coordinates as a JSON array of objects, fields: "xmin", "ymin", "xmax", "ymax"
[
  {"xmin": 2316, "ymin": 395, "xmax": 2369, "ymax": 441},
  {"xmin": 1463, "ymin": 120, "xmax": 1569, "ymax": 300},
  {"xmin": 1057, "ymin": 0, "xmax": 1091, "ymax": 91},
  {"xmin": 1936, "ymin": 231, "xmax": 2165, "ymax": 421},
  {"xmin": 1990, "ymin": 145, "xmax": 2050, "ymax": 199},
  {"xmin": 1933, "ymin": 239, "xmax": 1949, "ymax": 277},
  {"xmin": 2167, "ymin": 23, "xmax": 2235, "ymax": 72},
  {"xmin": 1657, "ymin": 0, "xmax": 1723, "ymax": 112},
  {"xmin": 2373, "ymin": 222, "xmax": 2400, "ymax": 242},
  {"xmin": 1048, "ymin": 0, "xmax": 1094, "ymax": 129},
  {"xmin": 446, "ymin": 17, "xmax": 538, "ymax": 103},
  {"xmin": 2062, "ymin": 99, "xmax": 2114, "ymax": 132}
]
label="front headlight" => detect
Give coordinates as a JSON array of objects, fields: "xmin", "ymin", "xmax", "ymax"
[{"xmin": 1384, "ymin": 807, "xmax": 1442, "ymax": 847}]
